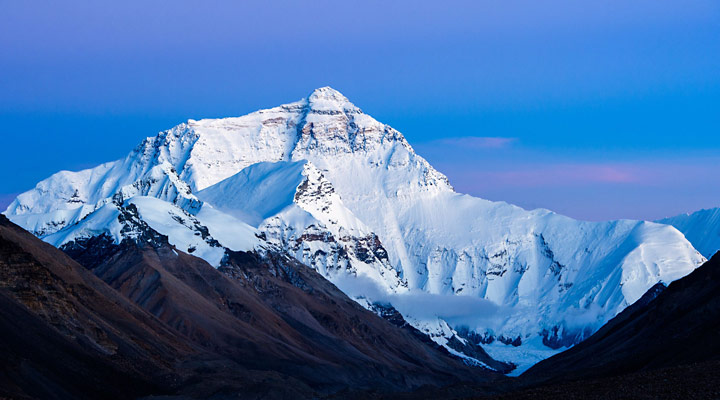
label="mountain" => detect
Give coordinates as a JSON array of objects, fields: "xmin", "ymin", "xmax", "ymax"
[
  {"xmin": 0, "ymin": 214, "xmax": 501, "ymax": 399},
  {"xmin": 657, "ymin": 207, "xmax": 720, "ymax": 259},
  {"xmin": 521, "ymin": 251, "xmax": 720, "ymax": 386},
  {"xmin": 4, "ymin": 87, "xmax": 705, "ymax": 370}
]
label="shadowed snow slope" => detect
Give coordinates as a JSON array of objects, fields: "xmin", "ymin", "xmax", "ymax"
[
  {"xmin": 4, "ymin": 87, "xmax": 705, "ymax": 369},
  {"xmin": 657, "ymin": 207, "xmax": 720, "ymax": 259}
]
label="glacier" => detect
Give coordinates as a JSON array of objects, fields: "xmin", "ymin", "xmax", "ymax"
[{"xmin": 4, "ymin": 87, "xmax": 705, "ymax": 371}]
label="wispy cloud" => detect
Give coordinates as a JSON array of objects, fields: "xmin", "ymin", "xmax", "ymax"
[
  {"xmin": 332, "ymin": 274, "xmax": 507, "ymax": 329},
  {"xmin": 433, "ymin": 136, "xmax": 518, "ymax": 149},
  {"xmin": 484, "ymin": 163, "xmax": 641, "ymax": 185}
]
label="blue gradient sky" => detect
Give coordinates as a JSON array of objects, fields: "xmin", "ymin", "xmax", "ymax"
[{"xmin": 1, "ymin": 0, "xmax": 719, "ymax": 220}]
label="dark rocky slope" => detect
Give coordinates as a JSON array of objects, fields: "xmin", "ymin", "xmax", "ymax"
[
  {"xmin": 0, "ymin": 214, "xmax": 500, "ymax": 399},
  {"xmin": 67, "ymin": 236, "xmax": 498, "ymax": 395},
  {"xmin": 0, "ymin": 214, "xmax": 188, "ymax": 399}
]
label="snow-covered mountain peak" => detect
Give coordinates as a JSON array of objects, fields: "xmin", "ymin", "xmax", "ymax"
[{"xmin": 307, "ymin": 86, "xmax": 361, "ymax": 114}]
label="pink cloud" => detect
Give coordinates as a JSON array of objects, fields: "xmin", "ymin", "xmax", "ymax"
[
  {"xmin": 442, "ymin": 158, "xmax": 720, "ymax": 191},
  {"xmin": 435, "ymin": 136, "xmax": 518, "ymax": 149},
  {"xmin": 450, "ymin": 163, "xmax": 651, "ymax": 189},
  {"xmin": 493, "ymin": 164, "xmax": 641, "ymax": 185}
]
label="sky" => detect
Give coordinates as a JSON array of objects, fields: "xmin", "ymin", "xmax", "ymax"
[{"xmin": 1, "ymin": 0, "xmax": 719, "ymax": 221}]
